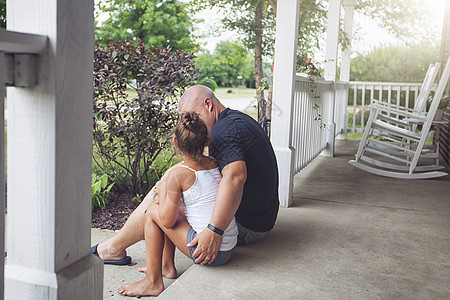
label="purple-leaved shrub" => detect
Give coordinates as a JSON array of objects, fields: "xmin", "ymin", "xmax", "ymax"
[{"xmin": 93, "ymin": 40, "xmax": 199, "ymax": 195}]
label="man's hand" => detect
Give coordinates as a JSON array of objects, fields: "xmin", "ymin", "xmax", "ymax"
[{"xmin": 187, "ymin": 228, "xmax": 222, "ymax": 265}]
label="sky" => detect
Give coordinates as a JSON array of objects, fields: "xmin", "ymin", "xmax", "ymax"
[{"xmin": 350, "ymin": 0, "xmax": 445, "ymax": 54}]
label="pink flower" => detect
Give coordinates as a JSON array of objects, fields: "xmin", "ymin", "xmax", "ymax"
[
  {"xmin": 305, "ymin": 58, "xmax": 312, "ymax": 64},
  {"xmin": 298, "ymin": 51, "xmax": 302, "ymax": 56}
]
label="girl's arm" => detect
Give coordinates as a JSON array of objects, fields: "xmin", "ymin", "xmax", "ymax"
[{"xmin": 156, "ymin": 171, "xmax": 182, "ymax": 229}]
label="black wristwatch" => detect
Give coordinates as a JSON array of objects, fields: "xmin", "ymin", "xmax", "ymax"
[{"xmin": 207, "ymin": 223, "xmax": 224, "ymax": 236}]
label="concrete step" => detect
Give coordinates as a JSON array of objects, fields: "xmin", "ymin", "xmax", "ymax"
[
  {"xmin": 91, "ymin": 228, "xmax": 193, "ymax": 299},
  {"xmin": 96, "ymin": 140, "xmax": 450, "ymax": 299}
]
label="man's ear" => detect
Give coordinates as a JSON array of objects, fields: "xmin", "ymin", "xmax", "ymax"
[{"xmin": 204, "ymin": 97, "xmax": 213, "ymax": 112}]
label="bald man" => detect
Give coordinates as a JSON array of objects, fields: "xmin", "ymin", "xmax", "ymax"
[{"xmin": 92, "ymin": 85, "xmax": 279, "ymax": 266}]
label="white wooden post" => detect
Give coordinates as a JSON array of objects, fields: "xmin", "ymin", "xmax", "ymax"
[
  {"xmin": 271, "ymin": 0, "xmax": 300, "ymax": 208},
  {"xmin": 321, "ymin": 0, "xmax": 341, "ymax": 157},
  {"xmin": 324, "ymin": 0, "xmax": 341, "ymax": 81},
  {"xmin": 0, "ymin": 51, "xmax": 5, "ymax": 300},
  {"xmin": 338, "ymin": 0, "xmax": 355, "ymax": 140},
  {"xmin": 339, "ymin": 0, "xmax": 355, "ymax": 82},
  {"xmin": 5, "ymin": 0, "xmax": 103, "ymax": 299}
]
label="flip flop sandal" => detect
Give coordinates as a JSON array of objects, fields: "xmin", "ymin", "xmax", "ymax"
[{"xmin": 91, "ymin": 244, "xmax": 132, "ymax": 265}]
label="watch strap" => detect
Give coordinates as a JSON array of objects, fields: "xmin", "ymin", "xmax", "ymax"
[{"xmin": 207, "ymin": 223, "xmax": 224, "ymax": 236}]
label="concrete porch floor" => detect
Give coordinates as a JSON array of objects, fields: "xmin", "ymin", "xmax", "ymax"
[{"xmin": 93, "ymin": 140, "xmax": 450, "ymax": 299}]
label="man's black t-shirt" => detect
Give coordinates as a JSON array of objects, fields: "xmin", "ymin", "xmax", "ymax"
[{"xmin": 209, "ymin": 108, "xmax": 279, "ymax": 232}]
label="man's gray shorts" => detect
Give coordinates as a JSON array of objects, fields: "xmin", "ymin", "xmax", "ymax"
[
  {"xmin": 187, "ymin": 228, "xmax": 235, "ymax": 266},
  {"xmin": 236, "ymin": 220, "xmax": 270, "ymax": 245}
]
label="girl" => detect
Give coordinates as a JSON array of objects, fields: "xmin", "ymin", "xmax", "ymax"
[{"xmin": 118, "ymin": 111, "xmax": 238, "ymax": 297}]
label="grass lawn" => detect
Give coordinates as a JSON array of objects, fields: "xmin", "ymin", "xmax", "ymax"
[
  {"xmin": 124, "ymin": 86, "xmax": 258, "ymax": 101},
  {"xmin": 213, "ymin": 87, "xmax": 257, "ymax": 99},
  {"xmin": 124, "ymin": 86, "xmax": 259, "ymax": 120},
  {"xmin": 345, "ymin": 131, "xmax": 433, "ymax": 145},
  {"xmin": 347, "ymin": 132, "xmax": 363, "ymax": 140}
]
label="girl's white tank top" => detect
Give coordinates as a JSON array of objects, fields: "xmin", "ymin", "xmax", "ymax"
[{"xmin": 180, "ymin": 164, "xmax": 238, "ymax": 251}]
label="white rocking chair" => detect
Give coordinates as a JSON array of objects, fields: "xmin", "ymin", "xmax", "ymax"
[
  {"xmin": 374, "ymin": 63, "xmax": 440, "ymax": 128},
  {"xmin": 349, "ymin": 58, "xmax": 450, "ymax": 179},
  {"xmin": 361, "ymin": 63, "xmax": 441, "ymax": 158}
]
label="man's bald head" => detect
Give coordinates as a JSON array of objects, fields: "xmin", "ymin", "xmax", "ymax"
[
  {"xmin": 178, "ymin": 85, "xmax": 225, "ymax": 133},
  {"xmin": 179, "ymin": 85, "xmax": 217, "ymax": 112}
]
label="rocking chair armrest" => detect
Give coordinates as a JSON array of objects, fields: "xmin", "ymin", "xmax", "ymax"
[
  {"xmin": 371, "ymin": 102, "xmax": 427, "ymax": 121},
  {"xmin": 378, "ymin": 113, "xmax": 409, "ymax": 127},
  {"xmin": 403, "ymin": 118, "xmax": 449, "ymax": 125},
  {"xmin": 371, "ymin": 99, "xmax": 415, "ymax": 113}
]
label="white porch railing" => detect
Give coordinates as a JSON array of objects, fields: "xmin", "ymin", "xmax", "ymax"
[
  {"xmin": 347, "ymin": 81, "xmax": 423, "ymax": 133},
  {"xmin": 291, "ymin": 76, "xmax": 348, "ymax": 174},
  {"xmin": 280, "ymin": 77, "xmax": 426, "ymax": 203},
  {"xmin": 292, "ymin": 76, "xmax": 330, "ymax": 172}
]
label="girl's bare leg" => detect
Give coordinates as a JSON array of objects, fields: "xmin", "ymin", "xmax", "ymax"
[
  {"xmin": 117, "ymin": 205, "xmax": 165, "ymax": 297},
  {"xmin": 96, "ymin": 164, "xmax": 182, "ymax": 261},
  {"xmin": 137, "ymin": 235, "xmax": 177, "ymax": 278},
  {"xmin": 96, "ymin": 187, "xmax": 157, "ymax": 261},
  {"xmin": 117, "ymin": 204, "xmax": 191, "ymax": 297}
]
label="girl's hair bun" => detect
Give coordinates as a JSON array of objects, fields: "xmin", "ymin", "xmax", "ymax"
[
  {"xmin": 181, "ymin": 111, "xmax": 202, "ymax": 133},
  {"xmin": 175, "ymin": 111, "xmax": 208, "ymax": 159}
]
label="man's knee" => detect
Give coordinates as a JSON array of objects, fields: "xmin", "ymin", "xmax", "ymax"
[{"xmin": 236, "ymin": 221, "xmax": 270, "ymax": 245}]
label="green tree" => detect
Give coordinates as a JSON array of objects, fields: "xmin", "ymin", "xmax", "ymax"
[
  {"xmin": 96, "ymin": 0, "xmax": 198, "ymax": 51},
  {"xmin": 193, "ymin": 0, "xmax": 276, "ymax": 101},
  {"xmin": 196, "ymin": 40, "xmax": 250, "ymax": 86},
  {"xmin": 192, "ymin": 0, "xmax": 438, "ymax": 120},
  {"xmin": 240, "ymin": 56, "xmax": 256, "ymax": 88},
  {"xmin": 350, "ymin": 43, "xmax": 440, "ymax": 82},
  {"xmin": 0, "ymin": 0, "xmax": 5, "ymax": 29}
]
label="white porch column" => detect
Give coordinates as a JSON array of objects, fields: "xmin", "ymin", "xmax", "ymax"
[
  {"xmin": 324, "ymin": 0, "xmax": 342, "ymax": 81},
  {"xmin": 271, "ymin": 0, "xmax": 300, "ymax": 208},
  {"xmin": 339, "ymin": 0, "xmax": 355, "ymax": 82},
  {"xmin": 5, "ymin": 0, "xmax": 103, "ymax": 299},
  {"xmin": 337, "ymin": 0, "xmax": 355, "ymax": 140},
  {"xmin": 321, "ymin": 0, "xmax": 342, "ymax": 157}
]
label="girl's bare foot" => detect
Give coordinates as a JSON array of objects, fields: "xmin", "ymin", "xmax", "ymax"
[
  {"xmin": 137, "ymin": 264, "xmax": 177, "ymax": 279},
  {"xmin": 117, "ymin": 277, "xmax": 164, "ymax": 297},
  {"xmin": 137, "ymin": 266, "xmax": 147, "ymax": 273}
]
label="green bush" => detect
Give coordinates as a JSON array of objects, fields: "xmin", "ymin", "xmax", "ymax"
[
  {"xmin": 93, "ymin": 40, "xmax": 198, "ymax": 196},
  {"xmin": 197, "ymin": 77, "xmax": 218, "ymax": 91},
  {"xmin": 348, "ymin": 109, "xmax": 370, "ymax": 127},
  {"xmin": 92, "ymin": 174, "xmax": 114, "ymax": 210}
]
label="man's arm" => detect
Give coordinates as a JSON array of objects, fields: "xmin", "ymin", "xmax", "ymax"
[{"xmin": 188, "ymin": 160, "xmax": 247, "ymax": 265}]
